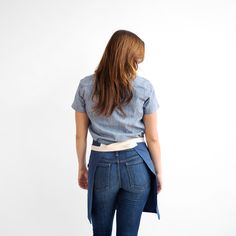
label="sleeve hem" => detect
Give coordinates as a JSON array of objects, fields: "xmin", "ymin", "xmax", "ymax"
[{"xmin": 71, "ymin": 104, "xmax": 86, "ymax": 113}]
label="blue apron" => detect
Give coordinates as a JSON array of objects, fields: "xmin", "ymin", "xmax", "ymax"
[{"xmin": 87, "ymin": 141, "xmax": 161, "ymax": 224}]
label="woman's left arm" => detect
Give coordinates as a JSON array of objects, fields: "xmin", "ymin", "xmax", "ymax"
[{"xmin": 74, "ymin": 111, "xmax": 89, "ymax": 170}]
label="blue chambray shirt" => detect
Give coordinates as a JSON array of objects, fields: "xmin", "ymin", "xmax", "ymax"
[{"xmin": 71, "ymin": 74, "xmax": 160, "ymax": 144}]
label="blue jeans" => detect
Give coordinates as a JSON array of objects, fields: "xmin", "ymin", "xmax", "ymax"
[{"xmin": 91, "ymin": 148, "xmax": 152, "ymax": 236}]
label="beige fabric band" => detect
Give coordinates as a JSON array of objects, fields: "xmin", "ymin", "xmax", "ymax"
[{"xmin": 91, "ymin": 137, "xmax": 145, "ymax": 152}]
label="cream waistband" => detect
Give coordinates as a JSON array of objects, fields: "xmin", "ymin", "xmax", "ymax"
[{"xmin": 91, "ymin": 137, "xmax": 145, "ymax": 152}]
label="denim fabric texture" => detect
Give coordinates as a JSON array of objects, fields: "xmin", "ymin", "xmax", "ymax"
[
  {"xmin": 88, "ymin": 140, "xmax": 160, "ymax": 236},
  {"xmin": 90, "ymin": 146, "xmax": 152, "ymax": 235},
  {"xmin": 87, "ymin": 141, "xmax": 161, "ymax": 228},
  {"xmin": 71, "ymin": 74, "xmax": 160, "ymax": 144}
]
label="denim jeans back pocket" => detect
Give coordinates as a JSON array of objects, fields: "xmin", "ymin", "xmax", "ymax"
[
  {"xmin": 94, "ymin": 162, "xmax": 111, "ymax": 191},
  {"xmin": 125, "ymin": 156, "xmax": 151, "ymax": 190}
]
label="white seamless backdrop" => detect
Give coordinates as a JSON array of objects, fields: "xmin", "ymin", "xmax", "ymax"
[{"xmin": 0, "ymin": 0, "xmax": 236, "ymax": 235}]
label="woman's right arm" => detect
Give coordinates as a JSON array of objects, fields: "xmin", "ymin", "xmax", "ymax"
[{"xmin": 143, "ymin": 112, "xmax": 162, "ymax": 192}]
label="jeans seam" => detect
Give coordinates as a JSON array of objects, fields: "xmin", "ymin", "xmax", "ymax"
[
  {"xmin": 125, "ymin": 163, "xmax": 133, "ymax": 188},
  {"xmin": 117, "ymin": 160, "xmax": 121, "ymax": 188},
  {"xmin": 108, "ymin": 163, "xmax": 111, "ymax": 190}
]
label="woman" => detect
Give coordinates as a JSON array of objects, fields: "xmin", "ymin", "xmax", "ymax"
[{"xmin": 71, "ymin": 29, "xmax": 162, "ymax": 236}]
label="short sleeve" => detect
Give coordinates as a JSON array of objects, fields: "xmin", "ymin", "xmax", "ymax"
[
  {"xmin": 71, "ymin": 81, "xmax": 86, "ymax": 112},
  {"xmin": 143, "ymin": 82, "xmax": 160, "ymax": 114}
]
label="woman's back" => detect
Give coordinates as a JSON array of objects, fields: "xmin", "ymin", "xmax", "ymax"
[{"xmin": 71, "ymin": 73, "xmax": 160, "ymax": 144}]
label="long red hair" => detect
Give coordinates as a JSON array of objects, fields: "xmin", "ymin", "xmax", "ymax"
[{"xmin": 92, "ymin": 29, "xmax": 145, "ymax": 117}]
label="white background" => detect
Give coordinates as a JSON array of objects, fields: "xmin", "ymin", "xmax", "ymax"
[{"xmin": 0, "ymin": 0, "xmax": 236, "ymax": 235}]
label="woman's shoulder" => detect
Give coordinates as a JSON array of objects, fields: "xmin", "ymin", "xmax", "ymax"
[
  {"xmin": 133, "ymin": 75, "xmax": 154, "ymax": 92},
  {"xmin": 134, "ymin": 75, "xmax": 151, "ymax": 84},
  {"xmin": 79, "ymin": 74, "xmax": 95, "ymax": 87}
]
